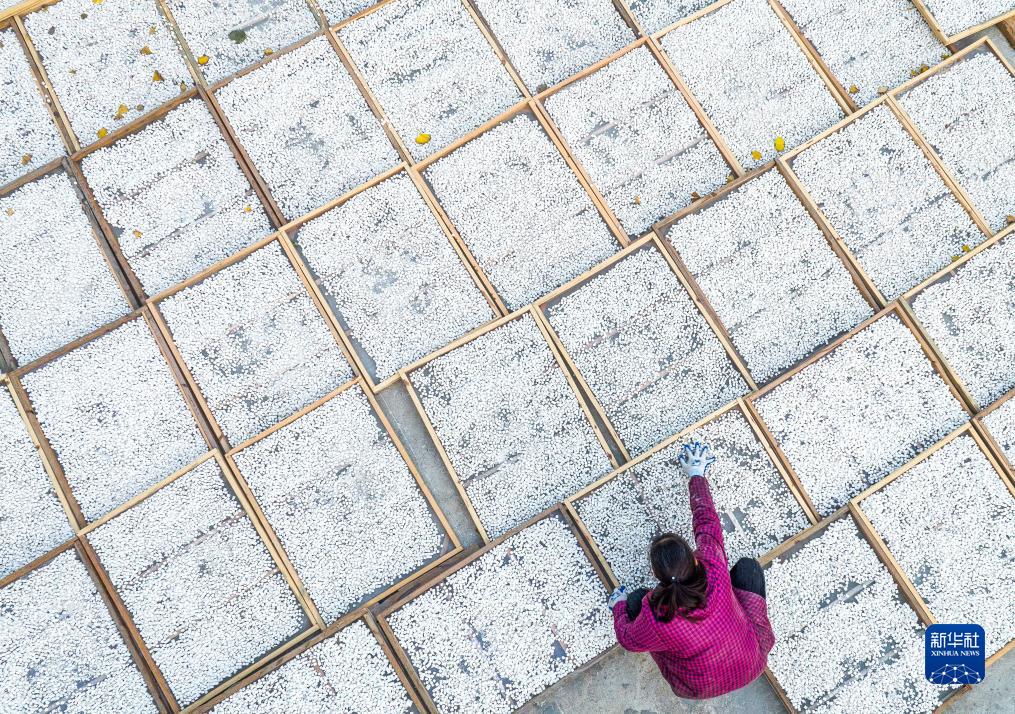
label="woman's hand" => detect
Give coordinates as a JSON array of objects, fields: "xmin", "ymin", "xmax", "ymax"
[
  {"xmin": 678, "ymin": 441, "xmax": 716, "ymax": 478},
  {"xmin": 607, "ymin": 585, "xmax": 628, "ymax": 610}
]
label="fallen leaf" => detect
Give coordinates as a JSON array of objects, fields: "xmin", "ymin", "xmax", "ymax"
[
  {"xmin": 691, "ymin": 191, "xmax": 701, "ymax": 201},
  {"xmin": 135, "ymin": 104, "xmax": 144, "ymax": 111},
  {"xmin": 263, "ymin": 48, "xmax": 273, "ymax": 56},
  {"xmin": 726, "ymin": 174, "xmax": 734, "ymax": 184},
  {"xmin": 97, "ymin": 127, "xmax": 108, "ymax": 139},
  {"xmin": 153, "ymin": 70, "xmax": 163, "ymax": 82},
  {"xmin": 133, "ymin": 229, "xmax": 143, "ymax": 238},
  {"xmin": 415, "ymin": 133, "xmax": 431, "ymax": 145},
  {"xmin": 877, "ymin": 86, "xmax": 889, "ymax": 95},
  {"xmin": 140, "ymin": 45, "xmax": 153, "ymax": 56},
  {"xmin": 5, "ymin": 208, "xmax": 13, "ymax": 216},
  {"xmin": 1007, "ymin": 215, "xmax": 1015, "ymax": 225},
  {"xmin": 92, "ymin": 0, "xmax": 102, "ymax": 5},
  {"xmin": 115, "ymin": 103, "xmax": 128, "ymax": 118},
  {"xmin": 751, "ymin": 150, "xmax": 762, "ymax": 161},
  {"xmin": 198, "ymin": 55, "xmax": 210, "ymax": 65},
  {"xmin": 919, "ymin": 64, "xmax": 929, "ymax": 72},
  {"xmin": 632, "ymin": 196, "xmax": 641, "ymax": 205},
  {"xmin": 848, "ymin": 84, "xmax": 858, "ymax": 94},
  {"xmin": 961, "ymin": 244, "xmax": 971, "ymax": 252},
  {"xmin": 21, "ymin": 154, "xmax": 32, "ymax": 165},
  {"xmin": 941, "ymin": 52, "xmax": 951, "ymax": 60},
  {"xmin": 228, "ymin": 29, "xmax": 247, "ymax": 44},
  {"xmin": 774, "ymin": 136, "xmax": 785, "ymax": 152},
  {"xmin": 244, "ymin": 205, "xmax": 253, "ymax": 213},
  {"xmin": 951, "ymin": 255, "xmax": 961, "ymax": 262},
  {"xmin": 149, "ymin": 26, "xmax": 158, "ymax": 35}
]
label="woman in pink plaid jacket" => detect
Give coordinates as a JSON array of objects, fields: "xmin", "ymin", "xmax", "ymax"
[{"xmin": 609, "ymin": 443, "xmax": 776, "ymax": 700}]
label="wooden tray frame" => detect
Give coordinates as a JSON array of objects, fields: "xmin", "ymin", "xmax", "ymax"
[
  {"xmin": 532, "ymin": 36, "xmax": 740, "ymax": 241},
  {"xmin": 563, "ymin": 397, "xmax": 820, "ymax": 590},
  {"xmin": 412, "ymin": 98, "xmax": 631, "ymax": 314},
  {"xmin": 0, "ymin": 537, "xmax": 171, "ymax": 712},
  {"xmin": 0, "ymin": 157, "xmax": 140, "ymax": 373},
  {"xmin": 69, "ymin": 87, "xmax": 283, "ymax": 302},
  {"xmin": 8, "ymin": 306, "xmax": 218, "ymax": 529},
  {"xmin": 888, "ymin": 37, "xmax": 1015, "ymax": 238},
  {"xmin": 652, "ymin": 161, "xmax": 881, "ymax": 380},
  {"xmin": 191, "ymin": 610, "xmax": 428, "ymax": 713},
  {"xmin": 909, "ymin": 0, "xmax": 1015, "ymax": 46},
  {"xmin": 778, "ymin": 95, "xmax": 993, "ymax": 308},
  {"xmin": 375, "ymin": 505, "xmax": 613, "ymax": 714},
  {"xmin": 650, "ymin": 0, "xmax": 853, "ymax": 166},
  {"xmin": 744, "ymin": 303, "xmax": 976, "ymax": 520},
  {"xmin": 850, "ymin": 422, "xmax": 1015, "ymax": 666},
  {"xmin": 224, "ymin": 376, "xmax": 464, "ymax": 631},
  {"xmin": 280, "ymin": 165, "xmax": 504, "ymax": 391},
  {"xmin": 899, "ymin": 228, "xmax": 1013, "ymax": 414},
  {"xmin": 147, "ymin": 233, "xmax": 361, "ymax": 452},
  {"xmin": 757, "ymin": 504, "xmax": 965, "ymax": 713},
  {"xmin": 78, "ymin": 449, "xmax": 322, "ymax": 713},
  {"xmin": 13, "ymin": 0, "xmax": 204, "ymax": 153},
  {"xmin": 534, "ymin": 233, "xmax": 756, "ymax": 463},
  {"xmin": 398, "ymin": 306, "xmax": 621, "ymax": 543},
  {"xmin": 974, "ymin": 385, "xmax": 1015, "ymax": 481}
]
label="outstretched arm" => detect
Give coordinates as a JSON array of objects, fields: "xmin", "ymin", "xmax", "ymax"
[
  {"xmin": 678, "ymin": 442, "xmax": 727, "ymax": 570},
  {"xmin": 611, "ymin": 598, "xmax": 664, "ymax": 652}
]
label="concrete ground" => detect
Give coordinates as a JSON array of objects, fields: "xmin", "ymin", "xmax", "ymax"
[{"xmin": 377, "ymin": 380, "xmax": 1014, "ymax": 713}]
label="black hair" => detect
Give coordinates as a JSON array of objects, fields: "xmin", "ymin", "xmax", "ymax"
[{"xmin": 648, "ymin": 532, "xmax": 708, "ymax": 623}]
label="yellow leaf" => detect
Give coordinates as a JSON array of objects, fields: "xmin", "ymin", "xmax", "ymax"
[
  {"xmin": 149, "ymin": 26, "xmax": 158, "ymax": 35},
  {"xmin": 750, "ymin": 150, "xmax": 762, "ymax": 161},
  {"xmin": 848, "ymin": 84, "xmax": 858, "ymax": 94},
  {"xmin": 136, "ymin": 104, "xmax": 144, "ymax": 111},
  {"xmin": 152, "ymin": 70, "xmax": 163, "ymax": 82},
  {"xmin": 774, "ymin": 136, "xmax": 785, "ymax": 152},
  {"xmin": 1007, "ymin": 215, "xmax": 1015, "ymax": 225},
  {"xmin": 415, "ymin": 133, "xmax": 431, "ymax": 145},
  {"xmin": 910, "ymin": 69, "xmax": 919, "ymax": 77},
  {"xmin": 20, "ymin": 154, "xmax": 32, "ymax": 166},
  {"xmin": 116, "ymin": 103, "xmax": 128, "ymax": 117},
  {"xmin": 961, "ymin": 244, "xmax": 971, "ymax": 253},
  {"xmin": 97, "ymin": 127, "xmax": 108, "ymax": 139},
  {"xmin": 951, "ymin": 255, "xmax": 961, "ymax": 262},
  {"xmin": 263, "ymin": 48, "xmax": 273, "ymax": 56},
  {"xmin": 691, "ymin": 191, "xmax": 701, "ymax": 201},
  {"xmin": 92, "ymin": 0, "xmax": 102, "ymax": 4},
  {"xmin": 941, "ymin": 52, "xmax": 951, "ymax": 60},
  {"xmin": 244, "ymin": 205, "xmax": 252, "ymax": 213},
  {"xmin": 5, "ymin": 208, "xmax": 13, "ymax": 216},
  {"xmin": 632, "ymin": 196, "xmax": 641, "ymax": 205},
  {"xmin": 726, "ymin": 174, "xmax": 734, "ymax": 184},
  {"xmin": 198, "ymin": 55, "xmax": 210, "ymax": 65},
  {"xmin": 919, "ymin": 64, "xmax": 929, "ymax": 73},
  {"xmin": 877, "ymin": 86, "xmax": 889, "ymax": 95},
  {"xmin": 133, "ymin": 229, "xmax": 143, "ymax": 238},
  {"xmin": 140, "ymin": 45, "xmax": 153, "ymax": 56}
]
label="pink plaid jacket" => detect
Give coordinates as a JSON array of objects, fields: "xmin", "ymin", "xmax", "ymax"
[{"xmin": 611, "ymin": 477, "xmax": 775, "ymax": 699}]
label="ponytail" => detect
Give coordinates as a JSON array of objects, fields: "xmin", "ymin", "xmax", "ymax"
[{"xmin": 648, "ymin": 533, "xmax": 708, "ymax": 623}]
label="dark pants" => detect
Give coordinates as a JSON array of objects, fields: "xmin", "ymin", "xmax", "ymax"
[
  {"xmin": 730, "ymin": 557, "xmax": 765, "ymax": 598},
  {"xmin": 624, "ymin": 557, "xmax": 765, "ymax": 620}
]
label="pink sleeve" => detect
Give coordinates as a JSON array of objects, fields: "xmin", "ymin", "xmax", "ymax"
[
  {"xmin": 689, "ymin": 477, "xmax": 728, "ymax": 570},
  {"xmin": 612, "ymin": 599, "xmax": 663, "ymax": 653}
]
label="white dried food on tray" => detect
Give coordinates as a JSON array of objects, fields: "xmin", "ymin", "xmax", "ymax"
[
  {"xmin": 158, "ymin": 241, "xmax": 354, "ymax": 446},
  {"xmin": 210, "ymin": 620, "xmax": 414, "ymax": 713},
  {"xmin": 340, "ymin": 0, "xmax": 522, "ymax": 160},
  {"xmin": 293, "ymin": 172, "xmax": 494, "ymax": 383},
  {"xmin": 573, "ymin": 406, "xmax": 808, "ymax": 588},
  {"xmin": 387, "ymin": 514, "xmax": 613, "ymax": 714},
  {"xmin": 545, "ymin": 245, "xmax": 749, "ymax": 455},
  {"xmin": 81, "ymin": 98, "xmax": 273, "ymax": 296},
  {"xmin": 983, "ymin": 397, "xmax": 1015, "ymax": 468},
  {"xmin": 0, "ymin": 549, "xmax": 158, "ymax": 713},
  {"xmin": 779, "ymin": 0, "xmax": 943, "ymax": 106},
  {"xmin": 316, "ymin": 0, "xmax": 374, "ymax": 24},
  {"xmin": 0, "ymin": 389, "xmax": 72, "ymax": 580},
  {"xmin": 626, "ymin": 0, "xmax": 713, "ymax": 34},
  {"xmin": 766, "ymin": 517, "xmax": 942, "ymax": 713},
  {"xmin": 167, "ymin": 0, "xmax": 321, "ymax": 84},
  {"xmin": 471, "ymin": 0, "xmax": 633, "ymax": 92},
  {"xmin": 911, "ymin": 237, "xmax": 1015, "ymax": 407},
  {"xmin": 921, "ymin": 0, "xmax": 1015, "ymax": 38},
  {"xmin": 87, "ymin": 458, "xmax": 308, "ymax": 707},
  {"xmin": 215, "ymin": 36, "xmax": 398, "ymax": 221},
  {"xmin": 544, "ymin": 46, "xmax": 729, "ymax": 237},
  {"xmin": 789, "ymin": 103, "xmax": 984, "ymax": 301},
  {"xmin": 897, "ymin": 50, "xmax": 1015, "ymax": 233},
  {"xmin": 424, "ymin": 113, "xmax": 619, "ymax": 310},
  {"xmin": 0, "ymin": 170, "xmax": 129, "ymax": 366},
  {"xmin": 660, "ymin": 0, "xmax": 844, "ymax": 170},
  {"xmin": 20, "ymin": 317, "xmax": 208, "ymax": 522},
  {"xmin": 755, "ymin": 314, "xmax": 967, "ymax": 517},
  {"xmin": 24, "ymin": 0, "xmax": 192, "ymax": 145},
  {"xmin": 861, "ymin": 434, "xmax": 1015, "ymax": 656},
  {"xmin": 0, "ymin": 28, "xmax": 64, "ymax": 188},
  {"xmin": 232, "ymin": 385, "xmax": 447, "ymax": 624},
  {"xmin": 664, "ymin": 170, "xmax": 873, "ymax": 383},
  {"xmin": 409, "ymin": 314, "xmax": 613, "ymax": 538}
]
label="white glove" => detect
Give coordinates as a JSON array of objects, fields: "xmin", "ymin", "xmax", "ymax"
[
  {"xmin": 678, "ymin": 441, "xmax": 716, "ymax": 478},
  {"xmin": 607, "ymin": 585, "xmax": 628, "ymax": 609}
]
